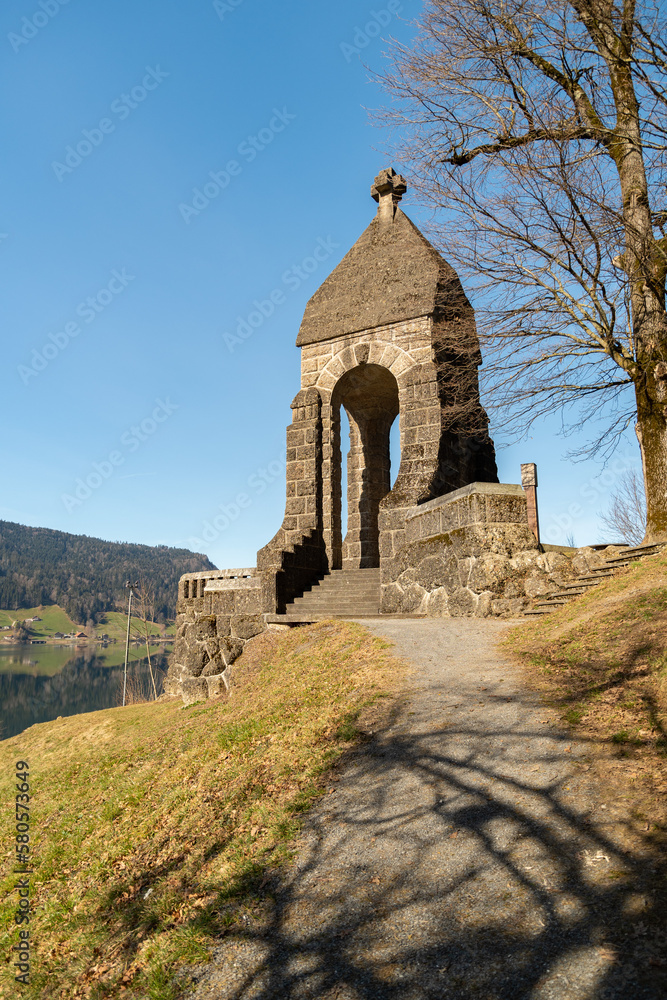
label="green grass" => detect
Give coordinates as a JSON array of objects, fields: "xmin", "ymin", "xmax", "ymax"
[
  {"xmin": 0, "ymin": 605, "xmax": 79, "ymax": 637},
  {"xmin": 96, "ymin": 612, "xmax": 175, "ymax": 642},
  {"xmin": 0, "ymin": 605, "xmax": 175, "ymax": 644},
  {"xmin": 0, "ymin": 621, "xmax": 403, "ymax": 1000}
]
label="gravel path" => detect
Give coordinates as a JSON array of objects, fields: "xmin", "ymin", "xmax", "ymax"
[{"xmin": 184, "ymin": 619, "xmax": 666, "ymax": 1000}]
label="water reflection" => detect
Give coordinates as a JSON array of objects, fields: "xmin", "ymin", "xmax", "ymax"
[{"xmin": 0, "ymin": 644, "xmax": 171, "ymax": 739}]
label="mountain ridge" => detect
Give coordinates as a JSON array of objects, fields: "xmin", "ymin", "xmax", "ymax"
[{"xmin": 0, "ymin": 520, "xmax": 216, "ymax": 623}]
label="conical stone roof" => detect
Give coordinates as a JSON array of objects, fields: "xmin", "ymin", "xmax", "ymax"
[{"xmin": 296, "ymin": 170, "xmax": 462, "ymax": 346}]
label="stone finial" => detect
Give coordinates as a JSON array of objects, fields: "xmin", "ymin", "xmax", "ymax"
[{"xmin": 371, "ymin": 167, "xmax": 407, "ymax": 221}]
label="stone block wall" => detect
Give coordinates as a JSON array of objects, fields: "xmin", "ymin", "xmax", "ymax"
[
  {"xmin": 379, "ymin": 483, "xmax": 573, "ymax": 617},
  {"xmin": 165, "ymin": 569, "xmax": 267, "ymax": 704},
  {"xmin": 256, "ymin": 388, "xmax": 328, "ymax": 613},
  {"xmin": 297, "ymin": 314, "xmax": 497, "ymax": 572}
]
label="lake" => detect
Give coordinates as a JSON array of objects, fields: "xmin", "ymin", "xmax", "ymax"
[{"xmin": 0, "ymin": 643, "xmax": 172, "ymax": 740}]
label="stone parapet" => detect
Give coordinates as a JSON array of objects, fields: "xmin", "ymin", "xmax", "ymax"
[
  {"xmin": 166, "ymin": 569, "xmax": 267, "ymax": 704},
  {"xmin": 178, "ymin": 569, "xmax": 254, "ymax": 603},
  {"xmin": 378, "ymin": 483, "xmax": 570, "ymax": 617},
  {"xmin": 404, "ymin": 483, "xmax": 528, "ymax": 543}
]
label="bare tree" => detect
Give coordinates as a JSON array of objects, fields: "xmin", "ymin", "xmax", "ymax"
[
  {"xmin": 599, "ymin": 466, "xmax": 647, "ymax": 543},
  {"xmin": 379, "ymin": 0, "xmax": 667, "ymax": 541}
]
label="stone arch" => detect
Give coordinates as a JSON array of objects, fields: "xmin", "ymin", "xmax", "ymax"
[
  {"xmin": 330, "ymin": 364, "xmax": 400, "ymax": 568},
  {"xmin": 315, "ymin": 345, "xmax": 445, "ymax": 570},
  {"xmin": 315, "ymin": 340, "xmax": 419, "ymax": 395}
]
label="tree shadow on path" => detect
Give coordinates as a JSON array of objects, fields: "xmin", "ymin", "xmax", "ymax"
[{"xmin": 184, "ymin": 678, "xmax": 667, "ymax": 1000}]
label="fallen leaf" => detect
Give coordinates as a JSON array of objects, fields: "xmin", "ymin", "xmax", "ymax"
[{"xmin": 598, "ymin": 947, "xmax": 617, "ymax": 961}]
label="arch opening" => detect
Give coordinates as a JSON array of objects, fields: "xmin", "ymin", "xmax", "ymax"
[{"xmin": 331, "ymin": 364, "xmax": 400, "ymax": 569}]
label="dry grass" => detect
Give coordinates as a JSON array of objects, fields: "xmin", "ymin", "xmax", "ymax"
[
  {"xmin": 507, "ymin": 551, "xmax": 667, "ymax": 835},
  {"xmin": 116, "ymin": 669, "xmax": 166, "ymax": 707},
  {"xmin": 0, "ymin": 621, "xmax": 405, "ymax": 1000}
]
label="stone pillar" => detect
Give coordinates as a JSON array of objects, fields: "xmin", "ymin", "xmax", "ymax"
[
  {"xmin": 521, "ymin": 463, "xmax": 540, "ymax": 544},
  {"xmin": 257, "ymin": 387, "xmax": 328, "ymax": 613},
  {"xmin": 342, "ymin": 412, "xmax": 393, "ymax": 568},
  {"xmin": 283, "ymin": 388, "xmax": 321, "ymax": 540},
  {"xmin": 342, "ymin": 411, "xmax": 364, "ymax": 568},
  {"xmin": 381, "ymin": 362, "xmax": 442, "ymax": 508},
  {"xmin": 321, "ymin": 400, "xmax": 342, "ymax": 570}
]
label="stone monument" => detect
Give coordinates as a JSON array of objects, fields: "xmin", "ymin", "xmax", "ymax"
[{"xmin": 167, "ymin": 169, "xmax": 550, "ymax": 702}]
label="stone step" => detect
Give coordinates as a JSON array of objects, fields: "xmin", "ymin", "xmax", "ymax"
[
  {"xmin": 265, "ymin": 612, "xmax": 425, "ymax": 624},
  {"xmin": 293, "ymin": 584, "xmax": 380, "ymax": 595},
  {"xmin": 274, "ymin": 613, "xmax": 383, "ymax": 622},
  {"xmin": 310, "ymin": 572, "xmax": 380, "ymax": 579},
  {"xmin": 605, "ymin": 543, "xmax": 663, "ymax": 563},
  {"xmin": 293, "ymin": 596, "xmax": 378, "ymax": 604},
  {"xmin": 296, "ymin": 584, "xmax": 379, "ymax": 594},
  {"xmin": 289, "ymin": 603, "xmax": 380, "ymax": 612},
  {"xmin": 286, "ymin": 568, "xmax": 382, "ymax": 618},
  {"xmin": 524, "ymin": 542, "xmax": 664, "ymax": 618},
  {"xmin": 291, "ymin": 596, "xmax": 379, "ymax": 605},
  {"xmin": 287, "ymin": 610, "xmax": 381, "ymax": 618},
  {"xmin": 294, "ymin": 587, "xmax": 380, "ymax": 601},
  {"xmin": 298, "ymin": 577, "xmax": 379, "ymax": 590},
  {"xmin": 524, "ymin": 541, "xmax": 665, "ymax": 617}
]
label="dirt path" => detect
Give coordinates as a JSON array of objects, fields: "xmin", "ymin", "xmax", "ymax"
[{"xmin": 184, "ymin": 619, "xmax": 665, "ymax": 1000}]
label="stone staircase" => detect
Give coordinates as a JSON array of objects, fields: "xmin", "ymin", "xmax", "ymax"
[
  {"xmin": 525, "ymin": 542, "xmax": 665, "ymax": 616},
  {"xmin": 268, "ymin": 568, "xmax": 382, "ymax": 623}
]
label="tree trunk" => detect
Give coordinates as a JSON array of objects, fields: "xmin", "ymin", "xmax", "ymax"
[{"xmin": 635, "ymin": 381, "xmax": 667, "ymax": 543}]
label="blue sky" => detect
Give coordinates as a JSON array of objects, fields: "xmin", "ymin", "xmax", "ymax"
[{"xmin": 1, "ymin": 0, "xmax": 641, "ymax": 570}]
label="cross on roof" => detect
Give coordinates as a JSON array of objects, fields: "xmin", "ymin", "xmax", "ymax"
[{"xmin": 371, "ymin": 167, "xmax": 407, "ymax": 221}]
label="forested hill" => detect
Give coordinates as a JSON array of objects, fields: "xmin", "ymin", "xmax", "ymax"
[{"xmin": 0, "ymin": 521, "xmax": 216, "ymax": 624}]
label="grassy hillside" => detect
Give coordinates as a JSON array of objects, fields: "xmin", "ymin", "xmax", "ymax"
[
  {"xmin": 97, "ymin": 611, "xmax": 175, "ymax": 642},
  {"xmin": 0, "ymin": 605, "xmax": 78, "ymax": 636},
  {"xmin": 0, "ymin": 606, "xmax": 175, "ymax": 643},
  {"xmin": 0, "ymin": 622, "xmax": 405, "ymax": 1000},
  {"xmin": 509, "ymin": 549, "xmax": 667, "ymax": 833}
]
